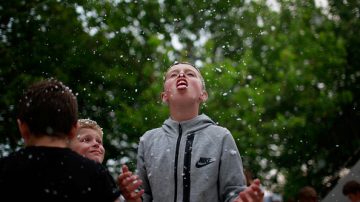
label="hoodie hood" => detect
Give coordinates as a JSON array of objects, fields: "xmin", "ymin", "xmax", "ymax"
[{"xmin": 162, "ymin": 114, "xmax": 215, "ymax": 136}]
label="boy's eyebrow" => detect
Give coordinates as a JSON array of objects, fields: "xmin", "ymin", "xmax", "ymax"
[
  {"xmin": 165, "ymin": 68, "xmax": 197, "ymax": 78},
  {"xmin": 165, "ymin": 69, "xmax": 178, "ymax": 76},
  {"xmin": 167, "ymin": 69, "xmax": 179, "ymax": 73}
]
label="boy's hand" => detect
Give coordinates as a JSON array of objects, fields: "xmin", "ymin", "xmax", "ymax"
[
  {"xmin": 234, "ymin": 179, "xmax": 264, "ymax": 202},
  {"xmin": 117, "ymin": 164, "xmax": 144, "ymax": 202}
]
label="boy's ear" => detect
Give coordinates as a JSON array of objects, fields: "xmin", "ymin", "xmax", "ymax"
[
  {"xmin": 17, "ymin": 119, "xmax": 31, "ymax": 143},
  {"xmin": 200, "ymin": 91, "xmax": 208, "ymax": 102},
  {"xmin": 161, "ymin": 92, "xmax": 169, "ymax": 104}
]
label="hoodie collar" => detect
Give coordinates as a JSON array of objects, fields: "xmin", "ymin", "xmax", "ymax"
[{"xmin": 162, "ymin": 114, "xmax": 215, "ymax": 137}]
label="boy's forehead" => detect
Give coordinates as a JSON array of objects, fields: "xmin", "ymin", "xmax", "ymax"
[
  {"xmin": 166, "ymin": 63, "xmax": 200, "ymax": 74},
  {"xmin": 79, "ymin": 127, "xmax": 103, "ymax": 137}
]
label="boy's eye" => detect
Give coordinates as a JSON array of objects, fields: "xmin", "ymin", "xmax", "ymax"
[
  {"xmin": 169, "ymin": 72, "xmax": 178, "ymax": 78},
  {"xmin": 96, "ymin": 139, "xmax": 103, "ymax": 144},
  {"xmin": 187, "ymin": 72, "xmax": 195, "ymax": 76},
  {"xmin": 80, "ymin": 137, "xmax": 91, "ymax": 143}
]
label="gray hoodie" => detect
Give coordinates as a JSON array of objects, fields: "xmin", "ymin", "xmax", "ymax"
[{"xmin": 137, "ymin": 114, "xmax": 247, "ymax": 202}]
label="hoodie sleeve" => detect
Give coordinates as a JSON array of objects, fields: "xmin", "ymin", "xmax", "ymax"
[
  {"xmin": 218, "ymin": 130, "xmax": 247, "ymax": 202},
  {"xmin": 137, "ymin": 134, "xmax": 153, "ymax": 202}
]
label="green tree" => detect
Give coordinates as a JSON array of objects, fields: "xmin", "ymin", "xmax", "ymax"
[{"xmin": 0, "ymin": 0, "xmax": 358, "ymax": 199}]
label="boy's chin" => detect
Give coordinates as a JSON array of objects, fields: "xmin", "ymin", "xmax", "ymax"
[
  {"xmin": 88, "ymin": 155, "xmax": 103, "ymax": 163},
  {"xmin": 170, "ymin": 95, "xmax": 200, "ymax": 103}
]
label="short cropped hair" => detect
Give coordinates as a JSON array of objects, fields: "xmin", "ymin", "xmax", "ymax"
[
  {"xmin": 166, "ymin": 61, "xmax": 206, "ymax": 90},
  {"xmin": 297, "ymin": 186, "xmax": 317, "ymax": 201},
  {"xmin": 78, "ymin": 118, "xmax": 103, "ymax": 137},
  {"xmin": 17, "ymin": 78, "xmax": 78, "ymax": 137},
  {"xmin": 343, "ymin": 180, "xmax": 360, "ymax": 195}
]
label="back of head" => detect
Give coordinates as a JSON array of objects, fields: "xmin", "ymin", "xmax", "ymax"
[
  {"xmin": 343, "ymin": 180, "xmax": 360, "ymax": 195},
  {"xmin": 17, "ymin": 78, "xmax": 78, "ymax": 137},
  {"xmin": 297, "ymin": 186, "xmax": 318, "ymax": 202}
]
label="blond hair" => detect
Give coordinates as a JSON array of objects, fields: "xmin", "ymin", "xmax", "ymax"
[{"xmin": 78, "ymin": 118, "xmax": 103, "ymax": 137}]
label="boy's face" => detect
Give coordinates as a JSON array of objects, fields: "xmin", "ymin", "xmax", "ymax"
[
  {"xmin": 69, "ymin": 127, "xmax": 105, "ymax": 163},
  {"xmin": 162, "ymin": 64, "xmax": 207, "ymax": 104}
]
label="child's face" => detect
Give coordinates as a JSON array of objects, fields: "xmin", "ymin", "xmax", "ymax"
[
  {"xmin": 69, "ymin": 127, "xmax": 105, "ymax": 163},
  {"xmin": 162, "ymin": 64, "xmax": 207, "ymax": 104}
]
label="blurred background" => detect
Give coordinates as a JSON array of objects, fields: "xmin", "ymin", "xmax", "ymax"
[{"xmin": 1, "ymin": 0, "xmax": 359, "ymax": 201}]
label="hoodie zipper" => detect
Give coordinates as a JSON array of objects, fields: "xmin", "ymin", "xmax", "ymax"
[
  {"xmin": 183, "ymin": 133, "xmax": 194, "ymax": 202},
  {"xmin": 174, "ymin": 124, "xmax": 182, "ymax": 202}
]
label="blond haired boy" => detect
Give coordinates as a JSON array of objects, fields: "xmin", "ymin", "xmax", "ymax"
[
  {"xmin": 133, "ymin": 62, "xmax": 263, "ymax": 202},
  {"xmin": 69, "ymin": 118, "xmax": 105, "ymax": 163}
]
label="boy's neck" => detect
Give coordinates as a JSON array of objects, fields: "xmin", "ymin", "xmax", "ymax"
[
  {"xmin": 169, "ymin": 103, "xmax": 199, "ymax": 122},
  {"xmin": 25, "ymin": 135, "xmax": 69, "ymax": 148}
]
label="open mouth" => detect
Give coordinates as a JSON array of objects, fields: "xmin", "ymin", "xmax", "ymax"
[{"xmin": 176, "ymin": 79, "xmax": 188, "ymax": 89}]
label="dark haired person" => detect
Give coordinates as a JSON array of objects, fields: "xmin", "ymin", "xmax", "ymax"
[
  {"xmin": 343, "ymin": 180, "xmax": 360, "ymax": 202},
  {"xmin": 0, "ymin": 79, "xmax": 121, "ymax": 202},
  {"xmin": 297, "ymin": 186, "xmax": 318, "ymax": 202}
]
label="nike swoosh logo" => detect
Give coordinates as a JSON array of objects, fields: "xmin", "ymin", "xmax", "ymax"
[{"xmin": 195, "ymin": 157, "xmax": 216, "ymax": 168}]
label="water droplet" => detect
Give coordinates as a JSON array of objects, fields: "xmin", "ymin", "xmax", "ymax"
[{"xmin": 230, "ymin": 149, "xmax": 237, "ymax": 155}]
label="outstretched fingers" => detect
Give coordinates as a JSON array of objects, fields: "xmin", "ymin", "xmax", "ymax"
[
  {"xmin": 235, "ymin": 179, "xmax": 264, "ymax": 202},
  {"xmin": 117, "ymin": 165, "xmax": 144, "ymax": 201}
]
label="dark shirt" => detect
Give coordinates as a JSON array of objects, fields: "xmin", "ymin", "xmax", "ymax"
[{"xmin": 0, "ymin": 146, "xmax": 121, "ymax": 202}]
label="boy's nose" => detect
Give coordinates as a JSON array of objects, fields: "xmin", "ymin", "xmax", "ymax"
[{"xmin": 178, "ymin": 72, "xmax": 185, "ymax": 77}]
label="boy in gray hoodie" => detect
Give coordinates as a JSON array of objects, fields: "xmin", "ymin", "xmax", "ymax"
[{"xmin": 135, "ymin": 62, "xmax": 264, "ymax": 202}]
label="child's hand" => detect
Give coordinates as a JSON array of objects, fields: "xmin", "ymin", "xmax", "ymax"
[
  {"xmin": 117, "ymin": 164, "xmax": 144, "ymax": 202},
  {"xmin": 234, "ymin": 179, "xmax": 264, "ymax": 202}
]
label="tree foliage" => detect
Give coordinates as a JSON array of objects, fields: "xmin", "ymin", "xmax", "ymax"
[{"xmin": 0, "ymin": 0, "xmax": 359, "ymax": 200}]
